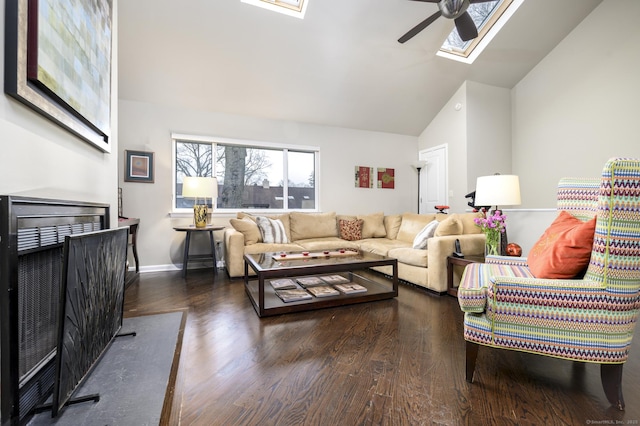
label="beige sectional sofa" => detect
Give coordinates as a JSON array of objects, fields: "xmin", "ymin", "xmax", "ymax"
[{"xmin": 223, "ymin": 211, "xmax": 486, "ymax": 293}]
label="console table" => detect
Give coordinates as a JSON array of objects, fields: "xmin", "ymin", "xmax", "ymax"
[{"xmin": 174, "ymin": 225, "xmax": 225, "ymax": 277}]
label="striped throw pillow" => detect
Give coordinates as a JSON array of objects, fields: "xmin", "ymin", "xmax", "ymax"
[{"xmin": 256, "ymin": 217, "xmax": 289, "ymax": 244}]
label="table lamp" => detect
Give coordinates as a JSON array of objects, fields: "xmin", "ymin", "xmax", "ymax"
[
  {"xmin": 474, "ymin": 174, "xmax": 521, "ymax": 255},
  {"xmin": 182, "ymin": 176, "xmax": 218, "ymax": 228}
]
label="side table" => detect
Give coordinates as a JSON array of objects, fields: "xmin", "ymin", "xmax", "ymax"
[
  {"xmin": 173, "ymin": 225, "xmax": 225, "ymax": 277},
  {"xmin": 446, "ymin": 255, "xmax": 484, "ymax": 297}
]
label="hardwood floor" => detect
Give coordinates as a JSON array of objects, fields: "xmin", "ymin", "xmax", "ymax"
[{"xmin": 124, "ymin": 269, "xmax": 640, "ymax": 425}]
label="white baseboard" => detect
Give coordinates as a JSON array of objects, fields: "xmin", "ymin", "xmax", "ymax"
[{"xmin": 131, "ymin": 260, "xmax": 226, "ymax": 274}]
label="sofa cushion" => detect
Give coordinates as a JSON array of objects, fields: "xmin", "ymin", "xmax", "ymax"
[
  {"xmin": 230, "ymin": 217, "xmax": 262, "ymax": 245},
  {"xmin": 388, "ymin": 247, "xmax": 429, "ymax": 268},
  {"xmin": 239, "ymin": 212, "xmax": 292, "ymax": 242},
  {"xmin": 336, "ymin": 214, "xmax": 357, "ymax": 222},
  {"xmin": 296, "ymin": 238, "xmax": 359, "ymax": 251},
  {"xmin": 527, "ymin": 211, "xmax": 596, "ymax": 279},
  {"xmin": 384, "ymin": 214, "xmax": 402, "ymax": 240},
  {"xmin": 359, "ymin": 238, "xmax": 410, "ymax": 257},
  {"xmin": 459, "ymin": 212, "xmax": 485, "ymax": 234},
  {"xmin": 396, "ymin": 213, "xmax": 437, "ymax": 243},
  {"xmin": 256, "ymin": 216, "xmax": 289, "ymax": 244},
  {"xmin": 357, "ymin": 212, "xmax": 386, "ymax": 238},
  {"xmin": 412, "ymin": 220, "xmax": 439, "ymax": 249},
  {"xmin": 434, "ymin": 213, "xmax": 463, "ymax": 237},
  {"xmin": 244, "ymin": 242, "xmax": 304, "ymax": 255},
  {"xmin": 339, "ymin": 219, "xmax": 363, "ymax": 241},
  {"xmin": 290, "ymin": 211, "xmax": 338, "ymax": 241}
]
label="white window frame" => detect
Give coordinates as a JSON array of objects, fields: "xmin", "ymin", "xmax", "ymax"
[
  {"xmin": 171, "ymin": 133, "xmax": 320, "ymax": 215},
  {"xmin": 437, "ymin": 0, "xmax": 523, "ymax": 64},
  {"xmin": 240, "ymin": 0, "xmax": 308, "ymax": 19}
]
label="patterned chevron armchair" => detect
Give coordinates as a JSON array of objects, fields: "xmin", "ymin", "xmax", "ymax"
[{"xmin": 458, "ymin": 157, "xmax": 640, "ymax": 410}]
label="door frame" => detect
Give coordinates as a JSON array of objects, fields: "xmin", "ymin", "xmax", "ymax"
[{"xmin": 419, "ymin": 144, "xmax": 448, "ymax": 214}]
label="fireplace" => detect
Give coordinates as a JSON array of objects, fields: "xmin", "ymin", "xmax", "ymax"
[{"xmin": 0, "ymin": 196, "xmax": 110, "ymax": 425}]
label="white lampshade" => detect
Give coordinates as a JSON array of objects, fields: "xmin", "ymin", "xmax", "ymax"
[
  {"xmin": 413, "ymin": 160, "xmax": 428, "ymax": 171},
  {"xmin": 474, "ymin": 174, "xmax": 521, "ymax": 207},
  {"xmin": 182, "ymin": 177, "xmax": 218, "ymax": 200}
]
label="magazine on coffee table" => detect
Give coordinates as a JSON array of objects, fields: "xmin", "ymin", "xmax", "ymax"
[
  {"xmin": 320, "ymin": 274, "xmax": 350, "ymax": 284},
  {"xmin": 306, "ymin": 286, "xmax": 340, "ymax": 298},
  {"xmin": 296, "ymin": 276, "xmax": 326, "ymax": 287},
  {"xmin": 275, "ymin": 288, "xmax": 313, "ymax": 302},
  {"xmin": 270, "ymin": 278, "xmax": 298, "ymax": 290},
  {"xmin": 334, "ymin": 283, "xmax": 367, "ymax": 294}
]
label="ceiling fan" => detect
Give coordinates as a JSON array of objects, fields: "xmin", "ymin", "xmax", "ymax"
[{"xmin": 398, "ymin": 0, "xmax": 496, "ymax": 44}]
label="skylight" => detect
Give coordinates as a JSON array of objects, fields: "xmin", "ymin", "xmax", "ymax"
[
  {"xmin": 241, "ymin": 0, "xmax": 308, "ymax": 19},
  {"xmin": 438, "ymin": 0, "xmax": 523, "ymax": 64}
]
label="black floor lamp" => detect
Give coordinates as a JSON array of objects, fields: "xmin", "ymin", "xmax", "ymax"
[{"xmin": 413, "ymin": 160, "xmax": 427, "ymax": 213}]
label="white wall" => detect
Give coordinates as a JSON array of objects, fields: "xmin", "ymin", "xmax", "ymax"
[
  {"xmin": 418, "ymin": 81, "xmax": 511, "ymax": 213},
  {"xmin": 466, "ymin": 81, "xmax": 512, "ymax": 187},
  {"xmin": 418, "ymin": 0, "xmax": 640, "ymax": 255},
  {"xmin": 417, "ymin": 83, "xmax": 468, "ymax": 213},
  {"xmin": 507, "ymin": 0, "xmax": 640, "ymax": 253},
  {"xmin": 0, "ymin": 0, "xmax": 120, "ymax": 226},
  {"xmin": 512, "ymin": 0, "xmax": 640, "ymax": 208},
  {"xmin": 118, "ymin": 100, "xmax": 418, "ymax": 270}
]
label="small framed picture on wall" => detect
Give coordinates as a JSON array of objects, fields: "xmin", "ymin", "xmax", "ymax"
[{"xmin": 125, "ymin": 150, "xmax": 154, "ymax": 183}]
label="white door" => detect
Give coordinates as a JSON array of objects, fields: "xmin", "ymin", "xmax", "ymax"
[{"xmin": 419, "ymin": 145, "xmax": 448, "ymax": 214}]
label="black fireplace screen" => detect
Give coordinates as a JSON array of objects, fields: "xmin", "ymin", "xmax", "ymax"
[
  {"xmin": 52, "ymin": 227, "xmax": 128, "ymax": 417},
  {"xmin": 0, "ymin": 196, "xmax": 110, "ymax": 425}
]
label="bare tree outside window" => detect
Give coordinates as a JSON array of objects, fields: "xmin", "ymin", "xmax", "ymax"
[{"xmin": 176, "ymin": 142, "xmax": 212, "ymax": 178}]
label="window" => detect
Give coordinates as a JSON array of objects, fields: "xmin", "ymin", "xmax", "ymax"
[
  {"xmin": 241, "ymin": 0, "xmax": 308, "ymax": 19},
  {"xmin": 437, "ymin": 0, "xmax": 523, "ymax": 64},
  {"xmin": 173, "ymin": 134, "xmax": 318, "ymax": 213}
]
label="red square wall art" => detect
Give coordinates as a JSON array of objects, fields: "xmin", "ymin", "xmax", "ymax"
[
  {"xmin": 377, "ymin": 168, "xmax": 395, "ymax": 189},
  {"xmin": 355, "ymin": 166, "xmax": 374, "ymax": 188}
]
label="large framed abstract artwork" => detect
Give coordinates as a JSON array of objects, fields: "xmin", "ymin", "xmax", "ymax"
[{"xmin": 4, "ymin": 0, "xmax": 113, "ymax": 152}]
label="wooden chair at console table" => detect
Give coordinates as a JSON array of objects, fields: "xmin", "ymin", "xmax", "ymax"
[{"xmin": 118, "ymin": 216, "xmax": 140, "ymax": 287}]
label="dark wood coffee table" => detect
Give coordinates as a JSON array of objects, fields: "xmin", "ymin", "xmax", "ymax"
[{"xmin": 244, "ymin": 250, "xmax": 398, "ymax": 317}]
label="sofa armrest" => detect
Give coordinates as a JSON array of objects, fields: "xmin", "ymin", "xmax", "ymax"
[
  {"xmin": 427, "ymin": 234, "xmax": 485, "ymax": 293},
  {"xmin": 224, "ymin": 227, "xmax": 247, "ymax": 278}
]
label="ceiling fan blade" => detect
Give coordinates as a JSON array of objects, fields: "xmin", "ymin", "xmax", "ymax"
[
  {"xmin": 398, "ymin": 11, "xmax": 442, "ymax": 44},
  {"xmin": 454, "ymin": 11, "xmax": 478, "ymax": 41},
  {"xmin": 469, "ymin": 0, "xmax": 497, "ymax": 3}
]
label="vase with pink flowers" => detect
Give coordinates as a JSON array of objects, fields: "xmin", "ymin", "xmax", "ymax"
[{"xmin": 474, "ymin": 210, "xmax": 506, "ymax": 256}]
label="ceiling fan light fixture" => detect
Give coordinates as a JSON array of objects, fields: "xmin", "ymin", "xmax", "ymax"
[{"xmin": 438, "ymin": 0, "xmax": 470, "ymax": 19}]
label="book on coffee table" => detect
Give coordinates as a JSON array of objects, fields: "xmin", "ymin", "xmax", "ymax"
[
  {"xmin": 334, "ymin": 283, "xmax": 367, "ymax": 294},
  {"xmin": 275, "ymin": 288, "xmax": 313, "ymax": 302},
  {"xmin": 320, "ymin": 274, "xmax": 350, "ymax": 284},
  {"xmin": 306, "ymin": 286, "xmax": 340, "ymax": 298},
  {"xmin": 269, "ymin": 278, "xmax": 298, "ymax": 290},
  {"xmin": 296, "ymin": 276, "xmax": 325, "ymax": 287}
]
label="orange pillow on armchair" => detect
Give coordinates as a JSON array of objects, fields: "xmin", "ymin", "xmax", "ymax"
[{"xmin": 527, "ymin": 211, "xmax": 596, "ymax": 279}]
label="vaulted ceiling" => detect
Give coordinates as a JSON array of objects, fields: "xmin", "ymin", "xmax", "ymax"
[{"xmin": 118, "ymin": 0, "xmax": 602, "ymax": 136}]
